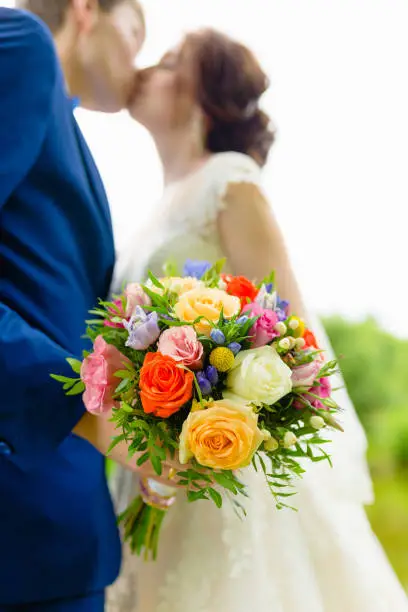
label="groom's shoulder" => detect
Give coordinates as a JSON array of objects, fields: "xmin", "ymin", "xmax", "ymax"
[{"xmin": 0, "ymin": 8, "xmax": 56, "ymax": 67}]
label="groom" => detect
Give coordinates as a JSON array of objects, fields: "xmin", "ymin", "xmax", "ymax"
[{"xmin": 0, "ymin": 2, "xmax": 178, "ymax": 610}]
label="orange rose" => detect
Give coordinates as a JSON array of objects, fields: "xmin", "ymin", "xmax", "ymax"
[
  {"xmin": 303, "ymin": 329, "xmax": 319, "ymax": 349},
  {"xmin": 221, "ymin": 274, "xmax": 259, "ymax": 309},
  {"xmin": 179, "ymin": 399, "xmax": 268, "ymax": 470},
  {"xmin": 139, "ymin": 352, "xmax": 194, "ymax": 418}
]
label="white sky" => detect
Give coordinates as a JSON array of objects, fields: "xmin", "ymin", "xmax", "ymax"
[{"xmin": 3, "ymin": 0, "xmax": 408, "ymax": 337}]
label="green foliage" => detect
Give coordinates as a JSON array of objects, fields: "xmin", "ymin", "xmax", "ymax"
[
  {"xmin": 323, "ymin": 316, "xmax": 408, "ymax": 432},
  {"xmin": 324, "ymin": 315, "xmax": 408, "ymax": 587}
]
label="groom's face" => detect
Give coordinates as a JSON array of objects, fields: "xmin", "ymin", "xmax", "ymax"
[{"xmin": 74, "ymin": 0, "xmax": 145, "ymax": 112}]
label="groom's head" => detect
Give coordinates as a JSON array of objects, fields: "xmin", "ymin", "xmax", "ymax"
[{"xmin": 18, "ymin": 0, "xmax": 145, "ymax": 112}]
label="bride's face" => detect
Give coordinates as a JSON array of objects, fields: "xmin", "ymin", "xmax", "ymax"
[{"xmin": 128, "ymin": 45, "xmax": 199, "ymax": 131}]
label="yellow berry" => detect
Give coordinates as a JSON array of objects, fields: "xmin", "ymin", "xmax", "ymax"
[
  {"xmin": 209, "ymin": 347, "xmax": 235, "ymax": 372},
  {"xmin": 287, "ymin": 316, "xmax": 305, "ymax": 338}
]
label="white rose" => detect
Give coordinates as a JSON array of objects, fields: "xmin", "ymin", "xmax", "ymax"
[{"xmin": 225, "ymin": 345, "xmax": 293, "ymax": 407}]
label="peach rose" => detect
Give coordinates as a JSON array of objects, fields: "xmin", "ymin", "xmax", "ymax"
[
  {"xmin": 179, "ymin": 399, "xmax": 268, "ymax": 470},
  {"xmin": 174, "ymin": 288, "xmax": 241, "ymax": 336}
]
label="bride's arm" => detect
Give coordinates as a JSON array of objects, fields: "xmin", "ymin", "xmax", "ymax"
[{"xmin": 217, "ymin": 182, "xmax": 306, "ymax": 318}]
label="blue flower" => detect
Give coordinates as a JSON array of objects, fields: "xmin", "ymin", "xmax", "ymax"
[
  {"xmin": 210, "ymin": 328, "xmax": 226, "ymax": 345},
  {"xmin": 183, "ymin": 259, "xmax": 212, "ymax": 279},
  {"xmin": 205, "ymin": 365, "xmax": 219, "ymax": 386},
  {"xmin": 236, "ymin": 315, "xmax": 249, "ymax": 326},
  {"xmin": 196, "ymin": 372, "xmax": 212, "ymax": 396},
  {"xmin": 228, "ymin": 342, "xmax": 242, "ymax": 356},
  {"xmin": 265, "ymin": 282, "xmax": 274, "ymax": 293}
]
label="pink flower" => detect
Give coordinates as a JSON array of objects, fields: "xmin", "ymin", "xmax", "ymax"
[
  {"xmin": 81, "ymin": 336, "xmax": 130, "ymax": 414},
  {"xmin": 242, "ymin": 303, "xmax": 279, "ymax": 348},
  {"xmin": 299, "ymin": 377, "xmax": 332, "ymax": 410},
  {"xmin": 104, "ymin": 299, "xmax": 126, "ymax": 329},
  {"xmin": 125, "ymin": 283, "xmax": 151, "ymax": 318},
  {"xmin": 157, "ymin": 326, "xmax": 203, "ymax": 370},
  {"xmin": 291, "ymin": 360, "xmax": 321, "ymax": 388}
]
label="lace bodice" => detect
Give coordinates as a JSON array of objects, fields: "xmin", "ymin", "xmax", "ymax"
[{"xmin": 112, "ymin": 152, "xmax": 261, "ymax": 290}]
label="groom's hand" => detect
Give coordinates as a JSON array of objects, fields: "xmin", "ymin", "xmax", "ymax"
[{"xmin": 73, "ymin": 412, "xmax": 189, "ymax": 487}]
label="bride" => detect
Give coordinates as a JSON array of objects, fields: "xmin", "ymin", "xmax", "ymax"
[{"xmin": 108, "ymin": 28, "xmax": 408, "ymax": 612}]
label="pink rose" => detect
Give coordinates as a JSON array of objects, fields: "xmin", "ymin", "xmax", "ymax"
[
  {"xmin": 157, "ymin": 326, "xmax": 203, "ymax": 370},
  {"xmin": 125, "ymin": 283, "xmax": 151, "ymax": 318},
  {"xmin": 243, "ymin": 303, "xmax": 279, "ymax": 348},
  {"xmin": 81, "ymin": 335, "xmax": 130, "ymax": 414},
  {"xmin": 291, "ymin": 360, "xmax": 321, "ymax": 388}
]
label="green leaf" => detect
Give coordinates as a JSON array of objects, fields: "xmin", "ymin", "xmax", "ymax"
[
  {"xmin": 66, "ymin": 358, "xmax": 82, "ymax": 374},
  {"xmin": 213, "ymin": 472, "xmax": 238, "ymax": 493},
  {"xmin": 187, "ymin": 489, "xmax": 208, "ymax": 503},
  {"xmin": 107, "ymin": 433, "xmax": 126, "ymax": 455},
  {"xmin": 208, "ymin": 487, "xmax": 223, "ymax": 508},
  {"xmin": 153, "ymin": 445, "xmax": 167, "ymax": 461},
  {"xmin": 121, "ymin": 402, "xmax": 134, "ymax": 413},
  {"xmin": 151, "ymin": 454, "xmax": 162, "ymax": 476},
  {"xmin": 114, "ymin": 369, "xmax": 133, "ymax": 379},
  {"xmin": 147, "ymin": 271, "xmax": 165, "ymax": 289},
  {"xmin": 136, "ymin": 452, "xmax": 150, "ymax": 466},
  {"xmin": 66, "ymin": 381, "xmax": 85, "ymax": 395},
  {"xmin": 50, "ymin": 374, "xmax": 78, "ymax": 384},
  {"xmin": 115, "ymin": 378, "xmax": 131, "ymax": 394}
]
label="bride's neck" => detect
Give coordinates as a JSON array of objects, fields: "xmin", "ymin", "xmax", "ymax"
[{"xmin": 152, "ymin": 129, "xmax": 209, "ymax": 186}]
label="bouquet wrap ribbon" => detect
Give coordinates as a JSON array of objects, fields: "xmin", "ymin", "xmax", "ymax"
[{"xmin": 140, "ymin": 478, "xmax": 177, "ymax": 511}]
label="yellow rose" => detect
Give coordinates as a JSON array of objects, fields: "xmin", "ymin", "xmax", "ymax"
[
  {"xmin": 174, "ymin": 287, "xmax": 240, "ymax": 336},
  {"xmin": 147, "ymin": 276, "xmax": 204, "ymax": 296},
  {"xmin": 179, "ymin": 399, "xmax": 268, "ymax": 470}
]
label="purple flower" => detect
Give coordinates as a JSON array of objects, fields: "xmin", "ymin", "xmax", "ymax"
[
  {"xmin": 275, "ymin": 308, "xmax": 288, "ymax": 322},
  {"xmin": 205, "ymin": 365, "xmax": 219, "ymax": 386},
  {"xmin": 124, "ymin": 306, "xmax": 160, "ymax": 350},
  {"xmin": 197, "ymin": 371, "xmax": 212, "ymax": 396},
  {"xmin": 210, "ymin": 328, "xmax": 226, "ymax": 345},
  {"xmin": 277, "ymin": 298, "xmax": 290, "ymax": 317},
  {"xmin": 183, "ymin": 259, "xmax": 212, "ymax": 279},
  {"xmin": 265, "ymin": 282, "xmax": 274, "ymax": 293},
  {"xmin": 228, "ymin": 342, "xmax": 242, "ymax": 356}
]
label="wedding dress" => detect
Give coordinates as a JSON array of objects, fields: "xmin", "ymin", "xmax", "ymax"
[{"xmin": 107, "ymin": 152, "xmax": 408, "ymax": 611}]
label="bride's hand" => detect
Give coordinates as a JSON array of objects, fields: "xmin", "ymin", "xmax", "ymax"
[{"xmin": 73, "ymin": 411, "xmax": 198, "ymax": 488}]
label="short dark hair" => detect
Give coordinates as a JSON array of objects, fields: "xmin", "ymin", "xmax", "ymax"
[{"xmin": 16, "ymin": 0, "xmax": 140, "ymax": 34}]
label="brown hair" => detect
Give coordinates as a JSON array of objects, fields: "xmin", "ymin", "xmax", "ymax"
[
  {"xmin": 16, "ymin": 0, "xmax": 144, "ymax": 34},
  {"xmin": 181, "ymin": 29, "xmax": 275, "ymax": 167}
]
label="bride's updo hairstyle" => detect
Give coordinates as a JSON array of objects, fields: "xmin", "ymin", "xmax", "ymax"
[{"xmin": 179, "ymin": 29, "xmax": 275, "ymax": 167}]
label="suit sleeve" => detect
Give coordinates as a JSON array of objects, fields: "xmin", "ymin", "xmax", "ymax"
[{"xmin": 0, "ymin": 10, "xmax": 86, "ymax": 471}]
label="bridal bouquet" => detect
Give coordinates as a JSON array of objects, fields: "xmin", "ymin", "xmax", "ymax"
[{"xmin": 53, "ymin": 260, "xmax": 342, "ymax": 560}]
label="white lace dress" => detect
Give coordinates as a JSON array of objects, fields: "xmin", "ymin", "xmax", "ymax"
[{"xmin": 107, "ymin": 152, "xmax": 408, "ymax": 612}]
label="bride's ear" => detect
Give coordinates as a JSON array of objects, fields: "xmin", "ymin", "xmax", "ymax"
[{"xmin": 70, "ymin": 0, "xmax": 99, "ymax": 33}]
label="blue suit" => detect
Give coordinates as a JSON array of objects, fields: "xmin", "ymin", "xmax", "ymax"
[{"xmin": 0, "ymin": 9, "xmax": 121, "ymax": 608}]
